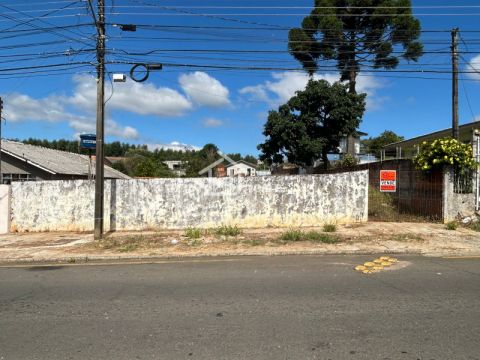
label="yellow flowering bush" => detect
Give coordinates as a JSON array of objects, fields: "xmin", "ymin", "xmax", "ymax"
[{"xmin": 413, "ymin": 137, "xmax": 477, "ymax": 172}]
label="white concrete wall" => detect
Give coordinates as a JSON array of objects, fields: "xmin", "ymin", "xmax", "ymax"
[
  {"xmin": 0, "ymin": 185, "xmax": 10, "ymax": 234},
  {"xmin": 10, "ymin": 171, "xmax": 368, "ymax": 232},
  {"xmin": 443, "ymin": 168, "xmax": 477, "ymax": 222}
]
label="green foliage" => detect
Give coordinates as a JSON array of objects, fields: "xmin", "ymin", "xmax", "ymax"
[
  {"xmin": 362, "ymin": 131, "xmax": 405, "ymax": 157},
  {"xmin": 288, "ymin": 0, "xmax": 423, "ymax": 93},
  {"xmin": 323, "ymin": 223, "xmax": 337, "ymax": 233},
  {"xmin": 334, "ymin": 154, "xmax": 359, "ymax": 168},
  {"xmin": 445, "ymin": 221, "xmax": 458, "ymax": 231},
  {"xmin": 279, "ymin": 229, "xmax": 338, "ymax": 243},
  {"xmin": 279, "ymin": 229, "xmax": 304, "ymax": 242},
  {"xmin": 258, "ymin": 79, "xmax": 366, "ymax": 168},
  {"xmin": 413, "ymin": 138, "xmax": 477, "ymax": 172},
  {"xmin": 304, "ymin": 231, "xmax": 338, "ymax": 244},
  {"xmin": 215, "ymin": 225, "xmax": 242, "ymax": 237},
  {"xmin": 21, "ymin": 139, "xmax": 258, "ymax": 178},
  {"xmin": 185, "ymin": 227, "xmax": 202, "ymax": 239}
]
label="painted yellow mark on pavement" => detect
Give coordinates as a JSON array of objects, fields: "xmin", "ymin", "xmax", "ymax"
[{"xmin": 354, "ymin": 256, "xmax": 398, "ymax": 274}]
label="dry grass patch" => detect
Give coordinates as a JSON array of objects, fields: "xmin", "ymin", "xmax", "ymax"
[
  {"xmin": 390, "ymin": 233, "xmax": 424, "ymax": 242},
  {"xmin": 95, "ymin": 234, "xmax": 172, "ymax": 252}
]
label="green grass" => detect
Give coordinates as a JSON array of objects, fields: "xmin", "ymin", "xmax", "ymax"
[
  {"xmin": 185, "ymin": 227, "xmax": 202, "ymax": 239},
  {"xmin": 304, "ymin": 230, "xmax": 338, "ymax": 244},
  {"xmin": 215, "ymin": 225, "xmax": 242, "ymax": 237},
  {"xmin": 279, "ymin": 229, "xmax": 304, "ymax": 242},
  {"xmin": 445, "ymin": 221, "xmax": 458, "ymax": 231},
  {"xmin": 279, "ymin": 229, "xmax": 338, "ymax": 244},
  {"xmin": 322, "ymin": 223, "xmax": 337, "ymax": 233},
  {"xmin": 469, "ymin": 221, "xmax": 480, "ymax": 232}
]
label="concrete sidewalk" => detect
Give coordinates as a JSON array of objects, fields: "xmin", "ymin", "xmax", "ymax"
[{"xmin": 0, "ymin": 222, "xmax": 479, "ymax": 264}]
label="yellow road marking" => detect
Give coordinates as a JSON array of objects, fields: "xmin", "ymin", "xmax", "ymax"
[
  {"xmin": 355, "ymin": 256, "xmax": 398, "ymax": 274},
  {"xmin": 442, "ymin": 255, "xmax": 480, "ymax": 259}
]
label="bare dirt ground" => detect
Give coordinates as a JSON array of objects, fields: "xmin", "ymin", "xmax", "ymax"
[{"xmin": 0, "ymin": 222, "xmax": 479, "ymax": 264}]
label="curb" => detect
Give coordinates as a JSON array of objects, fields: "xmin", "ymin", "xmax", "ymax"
[{"xmin": 1, "ymin": 248, "xmax": 479, "ymax": 267}]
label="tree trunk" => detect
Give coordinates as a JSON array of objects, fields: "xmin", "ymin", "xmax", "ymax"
[
  {"xmin": 322, "ymin": 147, "xmax": 329, "ymax": 170},
  {"xmin": 348, "ymin": 67, "xmax": 357, "ymax": 94}
]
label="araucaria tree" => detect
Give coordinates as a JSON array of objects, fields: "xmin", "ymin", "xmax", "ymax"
[
  {"xmin": 288, "ymin": 0, "xmax": 423, "ymax": 93},
  {"xmin": 258, "ymin": 79, "xmax": 366, "ymax": 168}
]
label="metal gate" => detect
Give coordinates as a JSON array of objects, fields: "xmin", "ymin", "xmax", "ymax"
[{"xmin": 367, "ymin": 160, "xmax": 444, "ymax": 222}]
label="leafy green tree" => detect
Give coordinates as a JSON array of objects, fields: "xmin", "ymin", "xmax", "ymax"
[
  {"xmin": 288, "ymin": 0, "xmax": 423, "ymax": 93},
  {"xmin": 362, "ymin": 130, "xmax": 404, "ymax": 157},
  {"xmin": 244, "ymin": 155, "xmax": 258, "ymax": 165},
  {"xmin": 111, "ymin": 161, "xmax": 128, "ymax": 175},
  {"xmin": 258, "ymin": 79, "xmax": 366, "ymax": 169}
]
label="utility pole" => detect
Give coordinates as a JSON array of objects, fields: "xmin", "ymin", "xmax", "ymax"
[
  {"xmin": 452, "ymin": 27, "xmax": 459, "ymax": 140},
  {"xmin": 94, "ymin": 0, "xmax": 105, "ymax": 240}
]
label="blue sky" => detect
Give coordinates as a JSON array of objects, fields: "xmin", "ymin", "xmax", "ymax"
[{"xmin": 2, "ymin": 0, "xmax": 480, "ymax": 156}]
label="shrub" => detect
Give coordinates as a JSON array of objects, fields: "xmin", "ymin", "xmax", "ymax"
[
  {"xmin": 304, "ymin": 231, "xmax": 338, "ymax": 244},
  {"xmin": 279, "ymin": 229, "xmax": 304, "ymax": 242},
  {"xmin": 469, "ymin": 221, "xmax": 480, "ymax": 232},
  {"xmin": 335, "ymin": 154, "xmax": 359, "ymax": 168},
  {"xmin": 279, "ymin": 229, "xmax": 338, "ymax": 244},
  {"xmin": 323, "ymin": 223, "xmax": 337, "ymax": 233},
  {"xmin": 185, "ymin": 227, "xmax": 202, "ymax": 239},
  {"xmin": 413, "ymin": 138, "xmax": 477, "ymax": 173},
  {"xmin": 215, "ymin": 225, "xmax": 242, "ymax": 237},
  {"xmin": 445, "ymin": 221, "xmax": 458, "ymax": 231}
]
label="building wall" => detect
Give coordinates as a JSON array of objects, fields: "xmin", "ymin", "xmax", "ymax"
[
  {"xmin": 0, "ymin": 153, "xmax": 52, "ymax": 180},
  {"xmin": 0, "ymin": 185, "xmax": 10, "ymax": 234},
  {"xmin": 9, "ymin": 171, "xmax": 368, "ymax": 232},
  {"xmin": 227, "ymin": 163, "xmax": 256, "ymax": 177},
  {"xmin": 443, "ymin": 168, "xmax": 477, "ymax": 222}
]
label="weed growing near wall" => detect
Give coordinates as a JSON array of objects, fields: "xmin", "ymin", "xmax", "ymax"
[{"xmin": 215, "ymin": 225, "xmax": 242, "ymax": 237}]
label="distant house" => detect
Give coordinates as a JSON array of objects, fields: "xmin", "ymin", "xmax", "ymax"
[
  {"xmin": 382, "ymin": 121, "xmax": 480, "ymax": 160},
  {"xmin": 0, "ymin": 140, "xmax": 130, "ymax": 184},
  {"xmin": 199, "ymin": 151, "xmax": 257, "ymax": 178},
  {"xmin": 226, "ymin": 160, "xmax": 257, "ymax": 177},
  {"xmin": 163, "ymin": 160, "xmax": 187, "ymax": 177}
]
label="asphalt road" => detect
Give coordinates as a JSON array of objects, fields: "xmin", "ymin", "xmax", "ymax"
[{"xmin": 0, "ymin": 255, "xmax": 479, "ymax": 360}]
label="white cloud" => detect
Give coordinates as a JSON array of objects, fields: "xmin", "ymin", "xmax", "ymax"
[
  {"xmin": 4, "ymin": 90, "xmax": 140, "ymax": 141},
  {"xmin": 68, "ymin": 74, "xmax": 192, "ymax": 117},
  {"xmin": 202, "ymin": 117, "xmax": 224, "ymax": 128},
  {"xmin": 239, "ymin": 71, "xmax": 386, "ymax": 111},
  {"xmin": 179, "ymin": 71, "xmax": 231, "ymax": 108},
  {"xmin": 466, "ymin": 55, "xmax": 480, "ymax": 81},
  {"xmin": 3, "ymin": 72, "xmax": 230, "ymax": 141},
  {"xmin": 69, "ymin": 118, "xmax": 140, "ymax": 140},
  {"xmin": 5, "ymin": 93, "xmax": 71, "ymax": 123},
  {"xmin": 147, "ymin": 141, "xmax": 201, "ymax": 152}
]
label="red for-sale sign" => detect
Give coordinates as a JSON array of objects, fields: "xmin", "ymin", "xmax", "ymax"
[{"xmin": 380, "ymin": 170, "xmax": 397, "ymax": 192}]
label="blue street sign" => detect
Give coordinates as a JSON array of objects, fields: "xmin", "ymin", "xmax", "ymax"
[{"xmin": 80, "ymin": 134, "xmax": 96, "ymax": 150}]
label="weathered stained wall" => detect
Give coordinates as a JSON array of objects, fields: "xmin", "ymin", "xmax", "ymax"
[
  {"xmin": 10, "ymin": 171, "xmax": 368, "ymax": 232},
  {"xmin": 443, "ymin": 169, "xmax": 477, "ymax": 222}
]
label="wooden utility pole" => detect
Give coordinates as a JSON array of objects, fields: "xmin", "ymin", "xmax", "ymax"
[
  {"xmin": 452, "ymin": 27, "xmax": 459, "ymax": 140},
  {"xmin": 94, "ymin": 0, "xmax": 105, "ymax": 239}
]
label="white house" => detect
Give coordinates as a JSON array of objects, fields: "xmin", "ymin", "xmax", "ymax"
[{"xmin": 226, "ymin": 160, "xmax": 257, "ymax": 177}]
